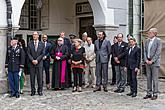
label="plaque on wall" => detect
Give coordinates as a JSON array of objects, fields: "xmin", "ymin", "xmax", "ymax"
[{"xmin": 76, "ymin": 2, "xmax": 92, "ymax": 15}]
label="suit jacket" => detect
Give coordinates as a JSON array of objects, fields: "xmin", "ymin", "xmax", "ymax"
[
  {"xmin": 112, "ymin": 41, "xmax": 128, "ymax": 66},
  {"xmin": 94, "ymin": 39, "xmax": 111, "ymax": 63},
  {"xmin": 43, "ymin": 42, "xmax": 52, "ymax": 61},
  {"xmin": 126, "ymin": 45, "xmax": 141, "ymax": 69},
  {"xmin": 84, "ymin": 43, "xmax": 96, "ymax": 67},
  {"xmin": 144, "ymin": 37, "xmax": 162, "ymax": 66},
  {"xmin": 27, "ymin": 41, "xmax": 45, "ymax": 67},
  {"xmin": 6, "ymin": 45, "xmax": 25, "ymax": 72}
]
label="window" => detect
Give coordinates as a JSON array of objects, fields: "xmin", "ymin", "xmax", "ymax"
[
  {"xmin": 19, "ymin": 0, "xmax": 29, "ymax": 29},
  {"xmin": 19, "ymin": 0, "xmax": 41, "ymax": 30}
]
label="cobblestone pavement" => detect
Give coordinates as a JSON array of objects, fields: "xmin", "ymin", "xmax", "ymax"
[{"xmin": 0, "ymin": 76, "xmax": 165, "ymax": 110}]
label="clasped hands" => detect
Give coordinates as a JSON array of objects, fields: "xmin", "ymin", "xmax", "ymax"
[{"xmin": 32, "ymin": 60, "xmax": 38, "ymax": 65}]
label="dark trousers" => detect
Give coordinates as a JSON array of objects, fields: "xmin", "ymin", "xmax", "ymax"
[
  {"xmin": 128, "ymin": 67, "xmax": 137, "ymax": 94},
  {"xmin": 111, "ymin": 63, "xmax": 116, "ymax": 83},
  {"xmin": 30, "ymin": 67, "xmax": 43, "ymax": 93},
  {"xmin": 8, "ymin": 71, "xmax": 19, "ymax": 96},
  {"xmin": 127, "ymin": 70, "xmax": 131, "ymax": 85},
  {"xmin": 96, "ymin": 62, "xmax": 108, "ymax": 87},
  {"xmin": 43, "ymin": 60, "xmax": 50, "ymax": 84},
  {"xmin": 72, "ymin": 68, "xmax": 83, "ymax": 87},
  {"xmin": 67, "ymin": 63, "xmax": 72, "ymax": 87}
]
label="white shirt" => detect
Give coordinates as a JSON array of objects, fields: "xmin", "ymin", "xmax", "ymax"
[{"xmin": 148, "ymin": 37, "xmax": 155, "ymax": 58}]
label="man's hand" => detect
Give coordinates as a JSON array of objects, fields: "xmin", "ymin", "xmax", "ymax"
[
  {"xmin": 135, "ymin": 68, "xmax": 139, "ymax": 72},
  {"xmin": 56, "ymin": 56, "xmax": 60, "ymax": 60},
  {"xmin": 124, "ymin": 67, "xmax": 127, "ymax": 72},
  {"xmin": 146, "ymin": 60, "xmax": 152, "ymax": 65},
  {"xmin": 32, "ymin": 60, "xmax": 38, "ymax": 65},
  {"xmin": 114, "ymin": 57, "xmax": 118, "ymax": 62},
  {"xmin": 43, "ymin": 56, "xmax": 47, "ymax": 60}
]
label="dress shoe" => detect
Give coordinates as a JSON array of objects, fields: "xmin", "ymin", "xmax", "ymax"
[
  {"xmin": 38, "ymin": 92, "xmax": 43, "ymax": 96},
  {"xmin": 114, "ymin": 89, "xmax": 120, "ymax": 93},
  {"xmin": 126, "ymin": 83, "xmax": 130, "ymax": 86},
  {"xmin": 110, "ymin": 82, "xmax": 115, "ymax": 86},
  {"xmin": 78, "ymin": 87, "xmax": 82, "ymax": 92},
  {"xmin": 103, "ymin": 87, "xmax": 108, "ymax": 92},
  {"xmin": 16, "ymin": 94, "xmax": 20, "ymax": 98},
  {"xmin": 126, "ymin": 92, "xmax": 133, "ymax": 96},
  {"xmin": 47, "ymin": 84, "xmax": 51, "ymax": 90},
  {"xmin": 143, "ymin": 95, "xmax": 152, "ymax": 99},
  {"xmin": 9, "ymin": 94, "xmax": 16, "ymax": 98},
  {"xmin": 31, "ymin": 92, "xmax": 35, "ymax": 96},
  {"xmin": 118, "ymin": 89, "xmax": 124, "ymax": 93},
  {"xmin": 93, "ymin": 87, "xmax": 101, "ymax": 92},
  {"xmin": 132, "ymin": 93, "xmax": 137, "ymax": 97},
  {"xmin": 72, "ymin": 87, "xmax": 77, "ymax": 92},
  {"xmin": 151, "ymin": 95, "xmax": 158, "ymax": 100}
]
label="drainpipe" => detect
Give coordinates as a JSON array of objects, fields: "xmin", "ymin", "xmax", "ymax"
[{"xmin": 5, "ymin": 0, "xmax": 12, "ymax": 45}]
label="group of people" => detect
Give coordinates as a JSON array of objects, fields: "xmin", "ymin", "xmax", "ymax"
[{"xmin": 5, "ymin": 28, "xmax": 162, "ymax": 100}]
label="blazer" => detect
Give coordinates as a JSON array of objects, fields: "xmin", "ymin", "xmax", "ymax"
[
  {"xmin": 44, "ymin": 42, "xmax": 52, "ymax": 61},
  {"xmin": 144, "ymin": 37, "xmax": 162, "ymax": 66},
  {"xmin": 84, "ymin": 43, "xmax": 96, "ymax": 67},
  {"xmin": 27, "ymin": 41, "xmax": 45, "ymax": 67},
  {"xmin": 126, "ymin": 45, "xmax": 141, "ymax": 69},
  {"xmin": 94, "ymin": 39, "xmax": 111, "ymax": 63},
  {"xmin": 112, "ymin": 41, "xmax": 128, "ymax": 66},
  {"xmin": 6, "ymin": 45, "xmax": 25, "ymax": 72}
]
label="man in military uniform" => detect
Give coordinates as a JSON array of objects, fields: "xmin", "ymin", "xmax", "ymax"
[{"xmin": 5, "ymin": 37, "xmax": 25, "ymax": 98}]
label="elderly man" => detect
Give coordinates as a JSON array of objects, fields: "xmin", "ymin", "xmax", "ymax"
[
  {"xmin": 84, "ymin": 37, "xmax": 96, "ymax": 88},
  {"xmin": 143, "ymin": 28, "xmax": 162, "ymax": 100}
]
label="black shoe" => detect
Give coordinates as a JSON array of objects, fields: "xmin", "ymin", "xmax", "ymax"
[
  {"xmin": 9, "ymin": 94, "xmax": 15, "ymax": 98},
  {"xmin": 114, "ymin": 89, "xmax": 120, "ymax": 93},
  {"xmin": 72, "ymin": 87, "xmax": 77, "ymax": 92},
  {"xmin": 132, "ymin": 93, "xmax": 137, "ymax": 97},
  {"xmin": 110, "ymin": 82, "xmax": 115, "ymax": 86},
  {"xmin": 143, "ymin": 95, "xmax": 152, "ymax": 99},
  {"xmin": 16, "ymin": 94, "xmax": 20, "ymax": 98},
  {"xmin": 31, "ymin": 92, "xmax": 35, "ymax": 96},
  {"xmin": 126, "ymin": 92, "xmax": 133, "ymax": 96},
  {"xmin": 126, "ymin": 83, "xmax": 130, "ymax": 86},
  {"xmin": 103, "ymin": 87, "xmax": 108, "ymax": 92},
  {"xmin": 118, "ymin": 89, "xmax": 124, "ymax": 93},
  {"xmin": 151, "ymin": 95, "xmax": 158, "ymax": 100},
  {"xmin": 38, "ymin": 92, "xmax": 43, "ymax": 96},
  {"xmin": 93, "ymin": 87, "xmax": 101, "ymax": 92}
]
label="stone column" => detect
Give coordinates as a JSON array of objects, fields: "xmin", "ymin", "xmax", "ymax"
[{"xmin": 0, "ymin": 28, "xmax": 8, "ymax": 93}]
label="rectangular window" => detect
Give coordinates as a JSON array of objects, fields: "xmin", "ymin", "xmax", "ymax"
[{"xmin": 19, "ymin": 0, "xmax": 41, "ymax": 30}]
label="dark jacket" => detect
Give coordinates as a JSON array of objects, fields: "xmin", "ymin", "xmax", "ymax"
[
  {"xmin": 112, "ymin": 41, "xmax": 128, "ymax": 66},
  {"xmin": 126, "ymin": 45, "xmax": 141, "ymax": 69},
  {"xmin": 27, "ymin": 41, "xmax": 45, "ymax": 67},
  {"xmin": 6, "ymin": 45, "xmax": 25, "ymax": 72}
]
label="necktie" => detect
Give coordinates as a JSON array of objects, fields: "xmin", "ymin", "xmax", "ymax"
[
  {"xmin": 34, "ymin": 41, "xmax": 38, "ymax": 51},
  {"xmin": 129, "ymin": 47, "xmax": 132, "ymax": 54}
]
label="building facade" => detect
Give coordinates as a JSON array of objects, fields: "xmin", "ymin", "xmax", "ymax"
[{"xmin": 0, "ymin": 0, "xmax": 141, "ymax": 93}]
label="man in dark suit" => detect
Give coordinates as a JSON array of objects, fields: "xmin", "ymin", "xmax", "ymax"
[
  {"xmin": 6, "ymin": 37, "xmax": 25, "ymax": 98},
  {"xmin": 27, "ymin": 31, "xmax": 45, "ymax": 96},
  {"xmin": 112, "ymin": 33, "xmax": 128, "ymax": 93},
  {"xmin": 125, "ymin": 38, "xmax": 141, "ymax": 97},
  {"xmin": 42, "ymin": 34, "xmax": 52, "ymax": 89},
  {"xmin": 93, "ymin": 31, "xmax": 111, "ymax": 92},
  {"xmin": 110, "ymin": 36, "xmax": 118, "ymax": 85}
]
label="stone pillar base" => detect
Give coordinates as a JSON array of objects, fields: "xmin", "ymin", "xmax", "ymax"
[{"xmin": 0, "ymin": 78, "xmax": 8, "ymax": 94}]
